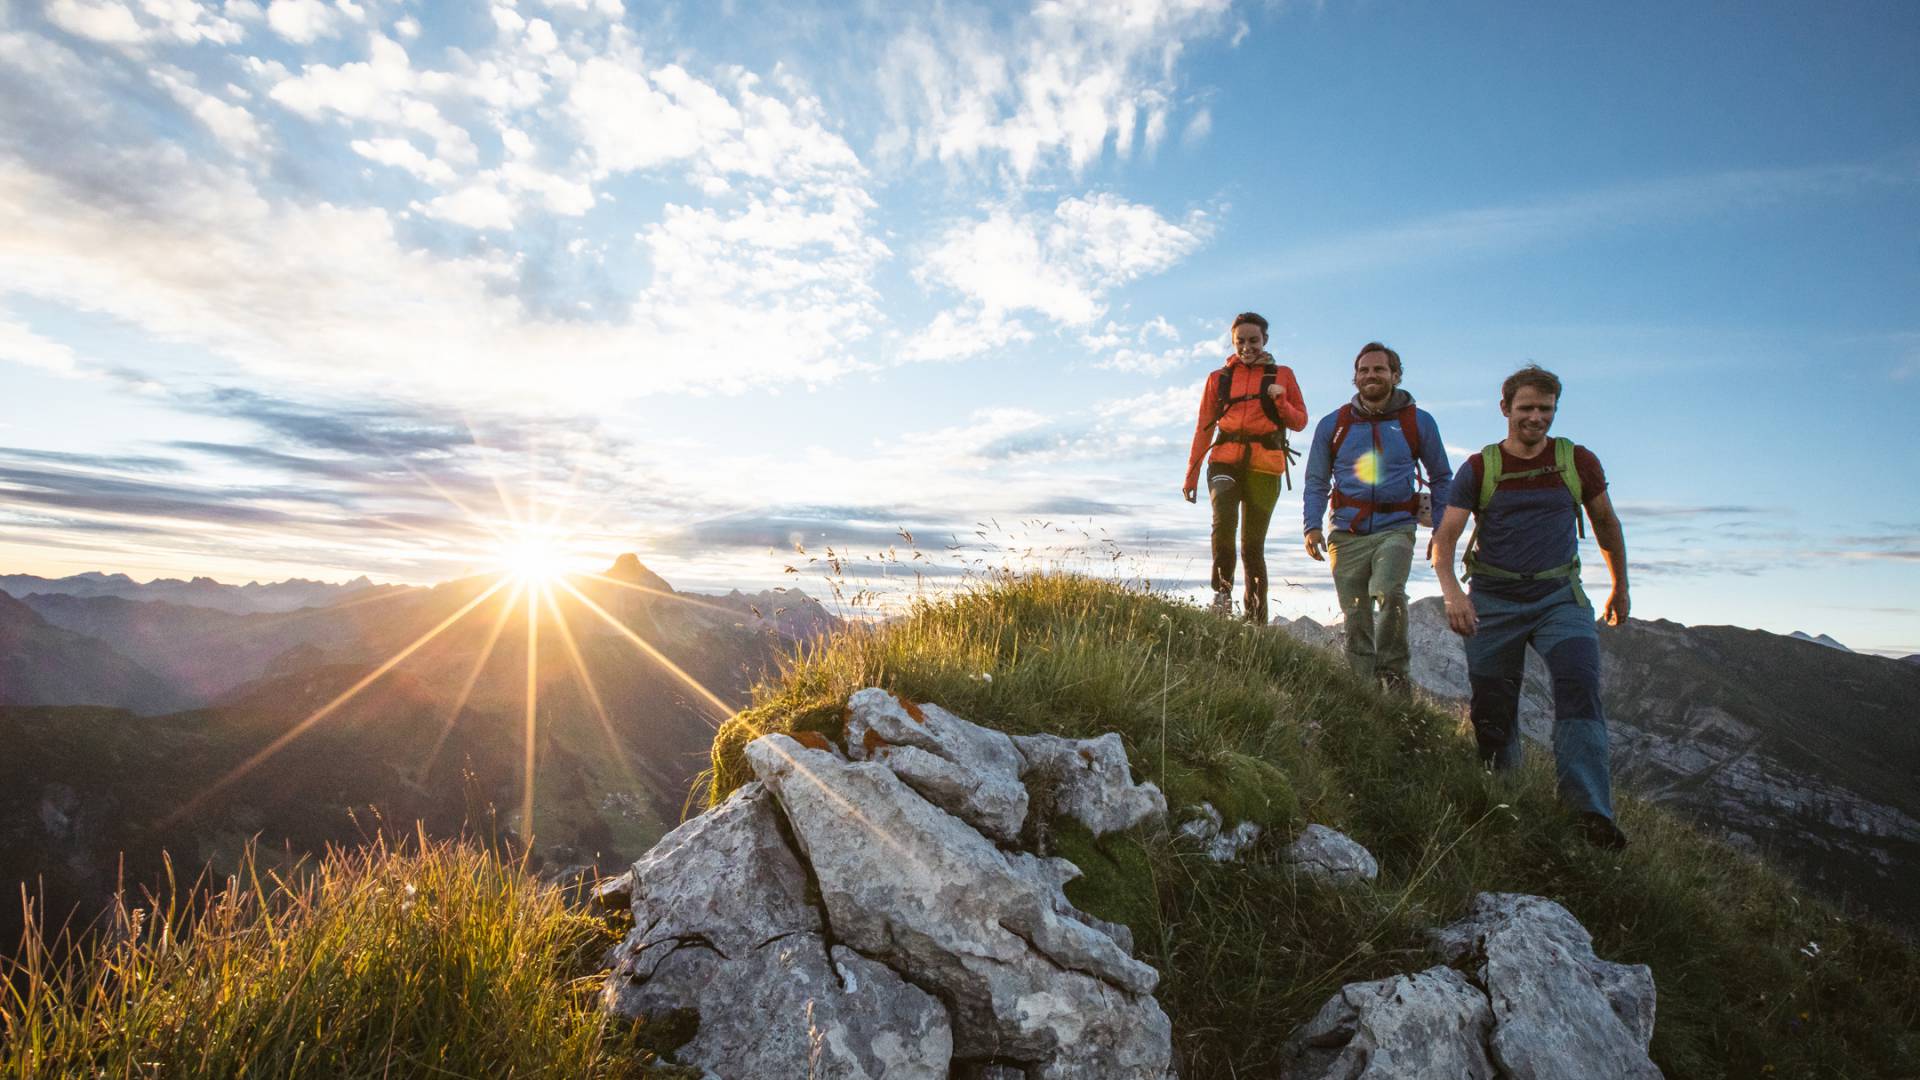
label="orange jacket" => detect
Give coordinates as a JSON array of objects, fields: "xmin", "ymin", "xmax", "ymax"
[{"xmin": 1184, "ymin": 357, "xmax": 1308, "ymax": 486}]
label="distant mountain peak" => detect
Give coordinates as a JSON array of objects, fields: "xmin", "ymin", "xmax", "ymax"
[
  {"xmin": 1789, "ymin": 631, "xmax": 1853, "ymax": 652},
  {"xmin": 605, "ymin": 553, "xmax": 674, "ymax": 594}
]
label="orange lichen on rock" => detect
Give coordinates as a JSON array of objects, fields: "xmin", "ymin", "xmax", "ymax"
[
  {"xmin": 897, "ymin": 696, "xmax": 929, "ymax": 724},
  {"xmin": 863, "ymin": 729, "xmax": 892, "ymax": 757},
  {"xmin": 792, "ymin": 730, "xmax": 834, "ymax": 752}
]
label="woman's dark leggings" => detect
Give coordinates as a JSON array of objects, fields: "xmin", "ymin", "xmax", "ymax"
[{"xmin": 1207, "ymin": 462, "xmax": 1280, "ymax": 623}]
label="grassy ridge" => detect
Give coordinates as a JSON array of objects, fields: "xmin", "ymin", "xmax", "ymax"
[
  {"xmin": 1, "ymin": 832, "xmax": 675, "ymax": 1079},
  {"xmin": 711, "ymin": 573, "xmax": 1920, "ymax": 1078}
]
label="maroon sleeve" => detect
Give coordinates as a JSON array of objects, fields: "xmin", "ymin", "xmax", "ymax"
[{"xmin": 1573, "ymin": 445, "xmax": 1608, "ymax": 499}]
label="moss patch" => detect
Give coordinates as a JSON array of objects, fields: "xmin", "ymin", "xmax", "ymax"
[{"xmin": 1052, "ymin": 821, "xmax": 1159, "ymax": 946}]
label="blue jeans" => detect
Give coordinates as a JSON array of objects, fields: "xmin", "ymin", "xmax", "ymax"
[{"xmin": 1463, "ymin": 583, "xmax": 1615, "ymax": 820}]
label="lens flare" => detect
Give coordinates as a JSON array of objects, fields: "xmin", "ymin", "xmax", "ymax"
[{"xmin": 1351, "ymin": 449, "xmax": 1381, "ymax": 486}]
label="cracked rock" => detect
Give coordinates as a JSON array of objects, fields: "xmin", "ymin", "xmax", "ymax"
[
  {"xmin": 748, "ymin": 733, "xmax": 1171, "ymax": 1078},
  {"xmin": 1285, "ymin": 824, "xmax": 1379, "ymax": 884},
  {"xmin": 1281, "ymin": 965, "xmax": 1495, "ymax": 1080},
  {"xmin": 603, "ymin": 782, "xmax": 951, "ymax": 1078},
  {"xmin": 1429, "ymin": 892, "xmax": 1660, "ymax": 1080},
  {"xmin": 1015, "ymin": 731, "xmax": 1168, "ymax": 837},
  {"xmin": 845, "ymin": 688, "xmax": 1030, "ymax": 843}
]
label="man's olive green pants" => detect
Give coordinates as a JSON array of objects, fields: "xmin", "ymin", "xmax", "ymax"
[{"xmin": 1328, "ymin": 525, "xmax": 1416, "ymax": 685}]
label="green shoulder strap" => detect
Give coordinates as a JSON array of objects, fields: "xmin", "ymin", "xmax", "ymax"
[
  {"xmin": 1476, "ymin": 443, "xmax": 1502, "ymax": 509},
  {"xmin": 1555, "ymin": 437, "xmax": 1587, "ymax": 538}
]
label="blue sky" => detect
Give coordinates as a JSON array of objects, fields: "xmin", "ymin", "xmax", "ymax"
[{"xmin": 2, "ymin": 0, "xmax": 1917, "ymax": 652}]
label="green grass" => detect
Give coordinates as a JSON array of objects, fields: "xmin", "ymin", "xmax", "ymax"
[
  {"xmin": 709, "ymin": 572, "xmax": 1920, "ymax": 1078},
  {"xmin": 1, "ymin": 831, "xmax": 685, "ymax": 1079}
]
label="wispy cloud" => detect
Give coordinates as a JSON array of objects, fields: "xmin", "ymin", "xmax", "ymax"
[
  {"xmin": 1246, "ymin": 162, "xmax": 1917, "ymax": 284},
  {"xmin": 874, "ymin": 0, "xmax": 1232, "ymax": 179}
]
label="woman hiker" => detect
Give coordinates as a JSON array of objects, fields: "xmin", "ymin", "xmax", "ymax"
[{"xmin": 1182, "ymin": 312, "xmax": 1307, "ymax": 625}]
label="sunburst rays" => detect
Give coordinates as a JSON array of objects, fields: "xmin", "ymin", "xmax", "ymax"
[{"xmin": 154, "ymin": 457, "xmax": 755, "ymax": 858}]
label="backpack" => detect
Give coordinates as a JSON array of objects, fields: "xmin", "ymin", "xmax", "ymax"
[
  {"xmin": 1326, "ymin": 403, "xmax": 1430, "ymax": 529},
  {"xmin": 1210, "ymin": 366, "xmax": 1299, "ymax": 487},
  {"xmin": 1462, "ymin": 437, "xmax": 1587, "ymax": 594}
]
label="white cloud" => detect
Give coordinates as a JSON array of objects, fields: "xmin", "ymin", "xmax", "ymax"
[
  {"xmin": 153, "ymin": 66, "xmax": 268, "ymax": 155},
  {"xmin": 268, "ymin": 36, "xmax": 477, "ymax": 168},
  {"xmin": 900, "ymin": 309, "xmax": 1036, "ymax": 363},
  {"xmin": 917, "ymin": 193, "xmax": 1211, "ymax": 335},
  {"xmin": 265, "ymin": 0, "xmax": 339, "ymax": 43},
  {"xmin": 45, "ymin": 0, "xmax": 147, "ymax": 44},
  {"xmin": 635, "ymin": 190, "xmax": 892, "ymax": 372},
  {"xmin": 1095, "ymin": 384, "xmax": 1192, "ymax": 429},
  {"xmin": 566, "ymin": 56, "xmax": 708, "ymax": 174},
  {"xmin": 0, "ymin": 314, "xmax": 83, "ymax": 374},
  {"xmin": 877, "ymin": 0, "xmax": 1232, "ymax": 179},
  {"xmin": 417, "ymin": 181, "xmax": 516, "ymax": 229},
  {"xmin": 350, "ymin": 137, "xmax": 457, "ymax": 184},
  {"xmin": 45, "ymin": 0, "xmax": 245, "ymax": 47}
]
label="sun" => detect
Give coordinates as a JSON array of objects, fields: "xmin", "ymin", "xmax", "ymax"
[{"xmin": 495, "ymin": 530, "xmax": 570, "ymax": 583}]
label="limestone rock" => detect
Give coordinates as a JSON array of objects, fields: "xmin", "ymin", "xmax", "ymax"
[
  {"xmin": 747, "ymin": 733, "xmax": 1171, "ymax": 1077},
  {"xmin": 604, "ymin": 783, "xmax": 951, "ymax": 1078},
  {"xmin": 1282, "ymin": 965, "xmax": 1495, "ymax": 1080},
  {"xmin": 621, "ymin": 931, "xmax": 951, "ymax": 1079},
  {"xmin": 1430, "ymin": 892, "xmax": 1660, "ymax": 1080},
  {"xmin": 1286, "ymin": 824, "xmax": 1379, "ymax": 884},
  {"xmin": 845, "ymin": 687, "xmax": 1030, "ymax": 843},
  {"xmin": 1174, "ymin": 802, "xmax": 1262, "ymax": 862},
  {"xmin": 591, "ymin": 869, "xmax": 633, "ymax": 911},
  {"xmin": 1015, "ymin": 731, "xmax": 1168, "ymax": 837}
]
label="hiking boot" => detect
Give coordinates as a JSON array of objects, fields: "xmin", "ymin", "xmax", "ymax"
[
  {"xmin": 1209, "ymin": 590, "xmax": 1233, "ymax": 616},
  {"xmin": 1576, "ymin": 812, "xmax": 1628, "ymax": 850}
]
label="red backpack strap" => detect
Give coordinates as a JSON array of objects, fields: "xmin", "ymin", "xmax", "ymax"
[
  {"xmin": 1327, "ymin": 404, "xmax": 1357, "ymax": 458},
  {"xmin": 1396, "ymin": 404, "xmax": 1425, "ymax": 486}
]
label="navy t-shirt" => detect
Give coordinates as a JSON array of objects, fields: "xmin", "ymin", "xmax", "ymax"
[{"xmin": 1447, "ymin": 442, "xmax": 1606, "ymax": 601}]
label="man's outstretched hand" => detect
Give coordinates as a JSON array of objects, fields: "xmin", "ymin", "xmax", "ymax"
[
  {"xmin": 1603, "ymin": 588, "xmax": 1630, "ymax": 626},
  {"xmin": 1444, "ymin": 589, "xmax": 1478, "ymax": 637}
]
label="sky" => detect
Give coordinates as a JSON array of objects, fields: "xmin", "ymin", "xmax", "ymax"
[{"xmin": 1, "ymin": 0, "xmax": 1917, "ymax": 653}]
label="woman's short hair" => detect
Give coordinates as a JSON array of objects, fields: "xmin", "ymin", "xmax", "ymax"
[
  {"xmin": 1230, "ymin": 312, "xmax": 1269, "ymax": 340},
  {"xmin": 1354, "ymin": 342, "xmax": 1401, "ymax": 377},
  {"xmin": 1501, "ymin": 364, "xmax": 1563, "ymax": 406}
]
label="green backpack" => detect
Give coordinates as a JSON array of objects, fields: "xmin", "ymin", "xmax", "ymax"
[{"xmin": 1462, "ymin": 437, "xmax": 1587, "ymax": 600}]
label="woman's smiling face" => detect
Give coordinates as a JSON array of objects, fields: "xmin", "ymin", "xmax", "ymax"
[{"xmin": 1231, "ymin": 322, "xmax": 1267, "ymax": 361}]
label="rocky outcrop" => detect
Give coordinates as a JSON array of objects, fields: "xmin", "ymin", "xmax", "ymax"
[
  {"xmin": 1283, "ymin": 965, "xmax": 1494, "ymax": 1079},
  {"xmin": 1285, "ymin": 824, "xmax": 1379, "ymax": 884},
  {"xmin": 1430, "ymin": 893, "xmax": 1658, "ymax": 1079},
  {"xmin": 1014, "ymin": 731, "xmax": 1168, "ymax": 837},
  {"xmin": 604, "ymin": 691, "xmax": 1173, "ymax": 1079},
  {"xmin": 1284, "ymin": 892, "xmax": 1659, "ymax": 1080},
  {"xmin": 844, "ymin": 688, "xmax": 1030, "ymax": 843},
  {"xmin": 1174, "ymin": 802, "xmax": 1262, "ymax": 862}
]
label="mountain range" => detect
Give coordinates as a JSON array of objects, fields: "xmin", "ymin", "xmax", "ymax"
[
  {"xmin": 0, "ymin": 571, "xmax": 404, "ymax": 615},
  {"xmin": 1276, "ymin": 599, "xmax": 1920, "ymax": 929},
  {"xmin": 0, "ymin": 556, "xmax": 835, "ymax": 948}
]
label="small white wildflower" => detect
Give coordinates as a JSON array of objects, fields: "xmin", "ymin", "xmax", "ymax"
[{"xmin": 1800, "ymin": 941, "xmax": 1821, "ymax": 959}]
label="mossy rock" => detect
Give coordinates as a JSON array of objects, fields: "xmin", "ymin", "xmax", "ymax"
[
  {"xmin": 1051, "ymin": 821, "xmax": 1159, "ymax": 946},
  {"xmin": 706, "ymin": 695, "xmax": 848, "ymax": 806}
]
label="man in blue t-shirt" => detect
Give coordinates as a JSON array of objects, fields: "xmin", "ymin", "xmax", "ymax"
[{"xmin": 1431, "ymin": 365, "xmax": 1631, "ymax": 848}]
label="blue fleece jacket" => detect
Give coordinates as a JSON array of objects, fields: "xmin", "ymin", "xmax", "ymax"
[{"xmin": 1302, "ymin": 393, "xmax": 1453, "ymax": 536}]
